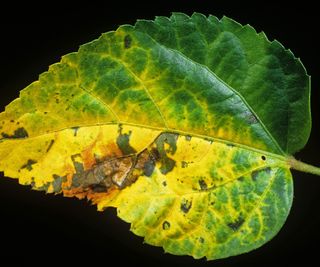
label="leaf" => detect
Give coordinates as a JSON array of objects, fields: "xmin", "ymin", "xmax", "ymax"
[{"xmin": 0, "ymin": 12, "xmax": 316, "ymax": 260}]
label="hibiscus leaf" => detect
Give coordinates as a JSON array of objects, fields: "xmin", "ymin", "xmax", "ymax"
[{"xmin": 0, "ymin": 12, "xmax": 318, "ymax": 260}]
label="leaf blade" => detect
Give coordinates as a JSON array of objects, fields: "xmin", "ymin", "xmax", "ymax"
[{"xmin": 0, "ymin": 12, "xmax": 309, "ymax": 260}]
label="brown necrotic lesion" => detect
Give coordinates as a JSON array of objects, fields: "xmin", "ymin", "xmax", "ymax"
[
  {"xmin": 60, "ymin": 132, "xmax": 178, "ymax": 200},
  {"xmin": 66, "ymin": 148, "xmax": 157, "ymax": 197}
]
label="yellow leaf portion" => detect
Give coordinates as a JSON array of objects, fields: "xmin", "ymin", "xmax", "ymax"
[{"xmin": 0, "ymin": 125, "xmax": 160, "ymax": 200}]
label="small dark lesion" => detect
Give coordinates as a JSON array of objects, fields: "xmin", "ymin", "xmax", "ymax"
[
  {"xmin": 21, "ymin": 159, "xmax": 37, "ymax": 171},
  {"xmin": 72, "ymin": 126, "xmax": 79, "ymax": 137},
  {"xmin": 199, "ymin": 179, "xmax": 207, "ymax": 190},
  {"xmin": 162, "ymin": 221, "xmax": 170, "ymax": 230},
  {"xmin": 124, "ymin": 35, "xmax": 132, "ymax": 49},
  {"xmin": 181, "ymin": 161, "xmax": 188, "ymax": 168},
  {"xmin": 227, "ymin": 216, "xmax": 245, "ymax": 231},
  {"xmin": 1, "ymin": 127, "xmax": 29, "ymax": 139},
  {"xmin": 180, "ymin": 199, "xmax": 192, "ymax": 214},
  {"xmin": 46, "ymin": 139, "xmax": 55, "ymax": 152}
]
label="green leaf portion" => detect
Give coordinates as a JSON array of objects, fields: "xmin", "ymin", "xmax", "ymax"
[{"xmin": 135, "ymin": 12, "xmax": 311, "ymax": 154}]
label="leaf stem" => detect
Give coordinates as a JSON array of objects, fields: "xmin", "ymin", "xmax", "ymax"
[{"xmin": 288, "ymin": 157, "xmax": 320, "ymax": 176}]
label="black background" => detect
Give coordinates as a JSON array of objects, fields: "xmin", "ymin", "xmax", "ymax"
[{"xmin": 0, "ymin": 1, "xmax": 319, "ymax": 266}]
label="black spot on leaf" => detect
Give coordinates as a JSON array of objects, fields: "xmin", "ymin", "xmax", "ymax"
[
  {"xmin": 46, "ymin": 139, "xmax": 55, "ymax": 152},
  {"xmin": 227, "ymin": 216, "xmax": 245, "ymax": 231},
  {"xmin": 162, "ymin": 221, "xmax": 170, "ymax": 230},
  {"xmin": 17, "ymin": 128, "xmax": 28, "ymax": 138},
  {"xmin": 72, "ymin": 126, "xmax": 79, "ymax": 137},
  {"xmin": 124, "ymin": 35, "xmax": 132, "ymax": 49},
  {"xmin": 1, "ymin": 127, "xmax": 29, "ymax": 139},
  {"xmin": 21, "ymin": 159, "xmax": 37, "ymax": 171},
  {"xmin": 180, "ymin": 199, "xmax": 192, "ymax": 213},
  {"xmin": 199, "ymin": 179, "xmax": 207, "ymax": 190},
  {"xmin": 181, "ymin": 161, "xmax": 188, "ymax": 168}
]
